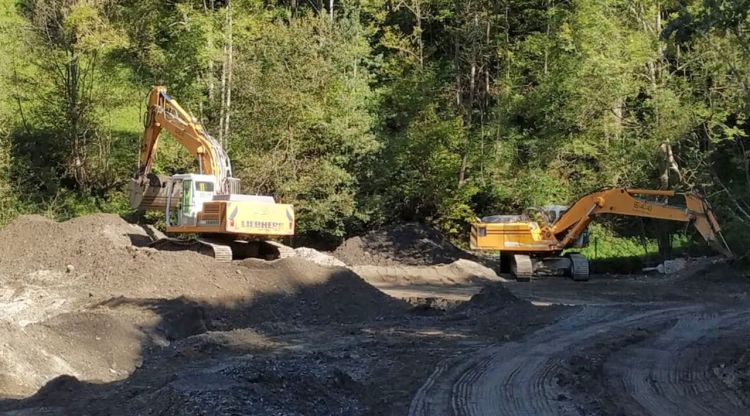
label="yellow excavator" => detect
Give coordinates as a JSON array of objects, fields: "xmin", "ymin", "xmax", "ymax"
[
  {"xmin": 129, "ymin": 86, "xmax": 294, "ymax": 261},
  {"xmin": 471, "ymin": 188, "xmax": 732, "ymax": 281}
]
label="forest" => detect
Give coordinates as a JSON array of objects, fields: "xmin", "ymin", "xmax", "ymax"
[{"xmin": 0, "ymin": 0, "xmax": 748, "ymax": 261}]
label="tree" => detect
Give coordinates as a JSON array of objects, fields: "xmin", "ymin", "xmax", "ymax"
[
  {"xmin": 229, "ymin": 12, "xmax": 378, "ymax": 240},
  {"xmin": 18, "ymin": 0, "xmax": 126, "ymax": 193}
]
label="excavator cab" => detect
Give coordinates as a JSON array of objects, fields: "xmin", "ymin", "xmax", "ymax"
[
  {"xmin": 173, "ymin": 174, "xmax": 217, "ymax": 227},
  {"xmin": 543, "ymin": 205, "xmax": 589, "ymax": 248}
]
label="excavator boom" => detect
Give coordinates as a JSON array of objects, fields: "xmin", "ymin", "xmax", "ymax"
[
  {"xmin": 471, "ymin": 187, "xmax": 732, "ymax": 281},
  {"xmin": 551, "ymin": 188, "xmax": 732, "ymax": 257},
  {"xmin": 130, "ymin": 87, "xmax": 237, "ymax": 211},
  {"xmin": 139, "ymin": 86, "xmax": 232, "ymax": 183}
]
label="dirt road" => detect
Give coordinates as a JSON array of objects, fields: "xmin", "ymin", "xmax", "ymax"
[{"xmin": 409, "ymin": 265, "xmax": 750, "ymax": 416}]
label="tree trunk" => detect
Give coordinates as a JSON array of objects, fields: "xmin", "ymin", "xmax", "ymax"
[
  {"xmin": 544, "ymin": 0, "xmax": 551, "ymax": 76},
  {"xmin": 611, "ymin": 97, "xmax": 624, "ymax": 142},
  {"xmin": 218, "ymin": 1, "xmax": 229, "ymax": 146},
  {"xmin": 658, "ymin": 142, "xmax": 681, "ymax": 189},
  {"xmin": 219, "ymin": 46, "xmax": 227, "ymax": 145},
  {"xmin": 416, "ymin": 0, "xmax": 423, "ymax": 67},
  {"xmin": 205, "ymin": 0, "xmax": 215, "ymax": 106},
  {"xmin": 223, "ymin": 0, "xmax": 233, "ymax": 143}
]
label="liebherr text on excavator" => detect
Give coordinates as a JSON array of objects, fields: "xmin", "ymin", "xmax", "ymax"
[
  {"xmin": 471, "ymin": 188, "xmax": 732, "ymax": 281},
  {"xmin": 129, "ymin": 86, "xmax": 294, "ymax": 261}
]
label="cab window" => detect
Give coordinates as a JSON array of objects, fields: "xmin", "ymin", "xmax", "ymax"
[
  {"xmin": 182, "ymin": 180, "xmax": 192, "ymax": 214},
  {"xmin": 196, "ymin": 181, "xmax": 214, "ymax": 192}
]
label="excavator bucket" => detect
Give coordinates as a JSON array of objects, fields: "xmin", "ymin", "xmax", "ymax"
[
  {"xmin": 685, "ymin": 194, "xmax": 734, "ymax": 258},
  {"xmin": 129, "ymin": 174, "xmax": 182, "ymax": 212}
]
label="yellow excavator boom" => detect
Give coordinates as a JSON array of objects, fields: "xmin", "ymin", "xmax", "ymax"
[
  {"xmin": 139, "ymin": 86, "xmax": 232, "ymax": 183},
  {"xmin": 550, "ymin": 188, "xmax": 731, "ymax": 257},
  {"xmin": 130, "ymin": 86, "xmax": 239, "ymax": 211},
  {"xmin": 471, "ymin": 187, "xmax": 732, "ymax": 281}
]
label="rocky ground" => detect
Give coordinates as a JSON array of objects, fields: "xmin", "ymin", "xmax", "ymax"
[{"xmin": 0, "ymin": 216, "xmax": 747, "ymax": 415}]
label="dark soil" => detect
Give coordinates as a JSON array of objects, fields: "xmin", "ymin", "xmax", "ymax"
[
  {"xmin": 333, "ymin": 223, "xmax": 475, "ymax": 266},
  {"xmin": 2, "ymin": 214, "xmax": 744, "ymax": 416}
]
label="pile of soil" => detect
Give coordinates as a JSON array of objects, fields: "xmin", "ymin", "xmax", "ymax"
[
  {"xmin": 0, "ymin": 214, "xmax": 141, "ymax": 273},
  {"xmin": 0, "ymin": 214, "xmax": 408, "ymax": 400},
  {"xmin": 333, "ymin": 223, "xmax": 474, "ymax": 267},
  {"xmin": 231, "ymin": 257, "xmax": 408, "ymax": 325},
  {"xmin": 456, "ymin": 284, "xmax": 526, "ymax": 311},
  {"xmin": 450, "ymin": 283, "xmax": 563, "ymax": 339},
  {"xmin": 353, "ymin": 259, "xmax": 502, "ymax": 287}
]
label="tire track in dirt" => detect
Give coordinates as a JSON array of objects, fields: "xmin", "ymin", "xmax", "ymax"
[
  {"xmin": 605, "ymin": 310, "xmax": 750, "ymax": 416},
  {"xmin": 408, "ymin": 305, "xmax": 708, "ymax": 416}
]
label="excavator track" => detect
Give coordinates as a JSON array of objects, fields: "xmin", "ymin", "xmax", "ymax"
[
  {"xmin": 148, "ymin": 237, "xmax": 287, "ymax": 262},
  {"xmin": 149, "ymin": 238, "xmax": 233, "ymax": 262},
  {"xmin": 511, "ymin": 254, "xmax": 534, "ymax": 282},
  {"xmin": 196, "ymin": 239, "xmax": 233, "ymax": 262},
  {"xmin": 567, "ymin": 253, "xmax": 590, "ymax": 281}
]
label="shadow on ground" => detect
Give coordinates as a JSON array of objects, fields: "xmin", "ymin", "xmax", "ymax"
[{"xmin": 0, "ymin": 265, "xmax": 561, "ymax": 416}]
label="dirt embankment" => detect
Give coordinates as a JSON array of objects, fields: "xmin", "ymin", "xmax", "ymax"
[
  {"xmin": 332, "ymin": 224, "xmax": 504, "ymax": 302},
  {"xmin": 0, "ymin": 215, "xmax": 546, "ymax": 416},
  {"xmin": 333, "ymin": 223, "xmax": 474, "ymax": 267},
  {"xmin": 0, "ymin": 215, "xmax": 405, "ymax": 402}
]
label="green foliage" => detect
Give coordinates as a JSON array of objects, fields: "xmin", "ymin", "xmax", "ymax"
[
  {"xmin": 568, "ymin": 224, "xmax": 658, "ymax": 273},
  {"xmin": 229, "ymin": 13, "xmax": 378, "ymax": 239},
  {"xmin": 116, "ymin": 0, "xmax": 219, "ymax": 103},
  {"xmin": 0, "ymin": 0, "xmax": 746, "ymax": 268},
  {"xmin": 571, "ymin": 223, "xmax": 719, "ymax": 273},
  {"xmin": 576, "ymin": 223, "xmax": 658, "ymax": 264}
]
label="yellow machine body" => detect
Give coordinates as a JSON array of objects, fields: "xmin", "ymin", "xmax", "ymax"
[{"xmin": 470, "ymin": 188, "xmax": 732, "ymax": 280}]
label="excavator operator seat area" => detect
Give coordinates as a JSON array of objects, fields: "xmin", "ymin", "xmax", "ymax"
[
  {"xmin": 544, "ymin": 205, "xmax": 569, "ymax": 224},
  {"xmin": 173, "ymin": 174, "xmax": 218, "ymax": 227}
]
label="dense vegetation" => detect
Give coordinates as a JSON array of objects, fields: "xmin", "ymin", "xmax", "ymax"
[{"xmin": 0, "ymin": 0, "xmax": 748, "ymax": 260}]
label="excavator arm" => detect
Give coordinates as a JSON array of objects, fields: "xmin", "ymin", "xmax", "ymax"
[
  {"xmin": 138, "ymin": 86, "xmax": 232, "ymax": 184},
  {"xmin": 549, "ymin": 188, "xmax": 732, "ymax": 257},
  {"xmin": 131, "ymin": 86, "xmax": 237, "ymax": 210}
]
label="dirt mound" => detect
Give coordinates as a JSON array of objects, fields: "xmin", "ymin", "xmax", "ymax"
[
  {"xmin": 456, "ymin": 283, "xmax": 525, "ymax": 311},
  {"xmin": 236, "ymin": 257, "xmax": 407, "ymax": 325},
  {"xmin": 353, "ymin": 259, "xmax": 503, "ymax": 287},
  {"xmin": 333, "ymin": 223, "xmax": 473, "ymax": 267},
  {"xmin": 294, "ymin": 247, "xmax": 347, "ymax": 267},
  {"xmin": 0, "ymin": 214, "xmax": 409, "ymax": 400},
  {"xmin": 450, "ymin": 283, "xmax": 566, "ymax": 341},
  {"xmin": 0, "ymin": 312, "xmax": 144, "ymax": 397},
  {"xmin": 0, "ymin": 214, "xmax": 148, "ymax": 276}
]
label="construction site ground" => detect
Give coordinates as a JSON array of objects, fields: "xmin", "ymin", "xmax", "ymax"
[{"xmin": 0, "ymin": 216, "xmax": 748, "ymax": 415}]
